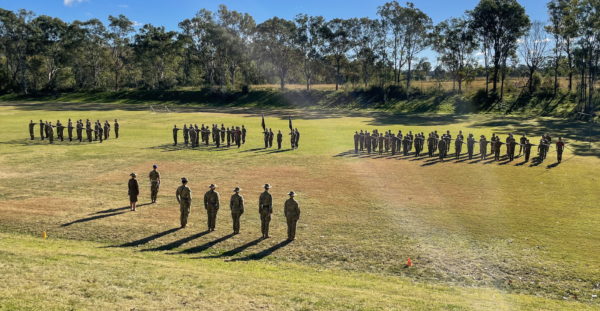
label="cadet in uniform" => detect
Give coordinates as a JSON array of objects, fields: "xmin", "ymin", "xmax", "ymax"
[
  {"xmin": 104, "ymin": 120, "xmax": 110, "ymax": 140},
  {"xmin": 97, "ymin": 121, "xmax": 103, "ymax": 143},
  {"xmin": 490, "ymin": 133, "xmax": 496, "ymax": 156},
  {"xmin": 494, "ymin": 136, "xmax": 502, "ymax": 161},
  {"xmin": 114, "ymin": 119, "xmax": 119, "ymax": 138},
  {"xmin": 467, "ymin": 134, "xmax": 475, "ymax": 159},
  {"xmin": 444, "ymin": 131, "xmax": 452, "ymax": 152},
  {"xmin": 77, "ymin": 120, "xmax": 83, "ymax": 142},
  {"xmin": 221, "ymin": 124, "xmax": 226, "ymax": 143},
  {"xmin": 438, "ymin": 135, "xmax": 447, "ymax": 161},
  {"xmin": 149, "ymin": 165, "xmax": 161, "ymax": 203},
  {"xmin": 94, "ymin": 120, "xmax": 99, "ymax": 141},
  {"xmin": 56, "ymin": 120, "xmax": 65, "ymax": 141},
  {"xmin": 242, "ymin": 125, "xmax": 247, "ymax": 144},
  {"xmin": 39, "ymin": 120, "xmax": 45, "ymax": 140},
  {"xmin": 189, "ymin": 125, "xmax": 197, "ymax": 148},
  {"xmin": 29, "ymin": 120, "xmax": 36, "ymax": 140},
  {"xmin": 294, "ymin": 129, "xmax": 300, "ymax": 149},
  {"xmin": 538, "ymin": 135, "xmax": 548, "ymax": 162},
  {"xmin": 556, "ymin": 137, "xmax": 565, "ymax": 163},
  {"xmin": 365, "ymin": 131, "xmax": 371, "ymax": 154},
  {"xmin": 284, "ymin": 191, "xmax": 300, "ymax": 241},
  {"xmin": 427, "ymin": 133, "xmax": 435, "ymax": 157},
  {"xmin": 269, "ymin": 129, "xmax": 274, "ymax": 148},
  {"xmin": 390, "ymin": 133, "xmax": 397, "ymax": 156},
  {"xmin": 523, "ymin": 140, "xmax": 535, "ymax": 162},
  {"xmin": 479, "ymin": 135, "xmax": 488, "ymax": 160},
  {"xmin": 230, "ymin": 187, "xmax": 244, "ymax": 234},
  {"xmin": 290, "ymin": 131, "xmax": 296, "ymax": 150},
  {"xmin": 204, "ymin": 184, "xmax": 220, "ymax": 231},
  {"xmin": 173, "ymin": 125, "xmax": 181, "ymax": 146},
  {"xmin": 454, "ymin": 136, "xmax": 463, "ymax": 159},
  {"xmin": 259, "ymin": 184, "xmax": 273, "ymax": 238},
  {"xmin": 128, "ymin": 173, "xmax": 139, "ymax": 211},
  {"xmin": 182, "ymin": 124, "xmax": 189, "ymax": 146},
  {"xmin": 264, "ymin": 130, "xmax": 270, "ymax": 149},
  {"xmin": 68, "ymin": 119, "xmax": 74, "ymax": 142},
  {"xmin": 277, "ymin": 130, "xmax": 283, "ymax": 149},
  {"xmin": 176, "ymin": 178, "xmax": 192, "ymax": 228},
  {"xmin": 378, "ymin": 134, "xmax": 384, "ymax": 155},
  {"xmin": 402, "ymin": 135, "xmax": 410, "ymax": 156},
  {"xmin": 47, "ymin": 122, "xmax": 55, "ymax": 144}
]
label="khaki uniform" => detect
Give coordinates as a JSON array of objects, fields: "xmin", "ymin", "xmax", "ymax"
[
  {"xmin": 242, "ymin": 127, "xmax": 246, "ymax": 144},
  {"xmin": 29, "ymin": 122, "xmax": 35, "ymax": 140},
  {"xmin": 176, "ymin": 185, "xmax": 193, "ymax": 227},
  {"xmin": 277, "ymin": 133, "xmax": 283, "ymax": 149},
  {"xmin": 204, "ymin": 190, "xmax": 220, "ymax": 230},
  {"xmin": 39, "ymin": 121, "xmax": 45, "ymax": 140},
  {"xmin": 230, "ymin": 193, "xmax": 244, "ymax": 233},
  {"xmin": 47, "ymin": 125, "xmax": 55, "ymax": 143},
  {"xmin": 438, "ymin": 139, "xmax": 446, "ymax": 161},
  {"xmin": 480, "ymin": 139, "xmax": 488, "ymax": 160},
  {"xmin": 189, "ymin": 128, "xmax": 197, "ymax": 147},
  {"xmin": 114, "ymin": 121, "xmax": 119, "ymax": 138},
  {"xmin": 259, "ymin": 191, "xmax": 273, "ymax": 237},
  {"xmin": 284, "ymin": 198, "xmax": 300, "ymax": 240},
  {"xmin": 149, "ymin": 170, "xmax": 161, "ymax": 202},
  {"xmin": 68, "ymin": 121, "xmax": 74, "ymax": 142}
]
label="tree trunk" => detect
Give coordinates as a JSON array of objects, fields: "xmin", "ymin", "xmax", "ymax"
[
  {"xmin": 566, "ymin": 41, "xmax": 572, "ymax": 91},
  {"xmin": 336, "ymin": 59, "xmax": 340, "ymax": 91},
  {"xmin": 306, "ymin": 76, "xmax": 310, "ymax": 90},
  {"xmin": 115, "ymin": 70, "xmax": 119, "ymax": 92},
  {"xmin": 406, "ymin": 60, "xmax": 412, "ymax": 92},
  {"xmin": 21, "ymin": 58, "xmax": 27, "ymax": 94},
  {"xmin": 529, "ymin": 70, "xmax": 534, "ymax": 95},
  {"xmin": 485, "ymin": 66, "xmax": 489, "ymax": 93},
  {"xmin": 500, "ymin": 64, "xmax": 506, "ymax": 100}
]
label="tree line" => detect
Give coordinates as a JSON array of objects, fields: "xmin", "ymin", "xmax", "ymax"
[{"xmin": 0, "ymin": 0, "xmax": 598, "ymax": 113}]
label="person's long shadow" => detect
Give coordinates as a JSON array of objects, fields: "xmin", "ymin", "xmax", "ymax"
[
  {"xmin": 546, "ymin": 162, "xmax": 560, "ymax": 169},
  {"xmin": 530, "ymin": 157, "xmax": 545, "ymax": 167},
  {"xmin": 230, "ymin": 240, "xmax": 292, "ymax": 262},
  {"xmin": 180, "ymin": 233, "xmax": 236, "ymax": 254},
  {"xmin": 92, "ymin": 203, "xmax": 152, "ymax": 215},
  {"xmin": 239, "ymin": 148, "xmax": 266, "ymax": 153},
  {"xmin": 468, "ymin": 159, "xmax": 484, "ymax": 164},
  {"xmin": 61, "ymin": 211, "xmax": 126, "ymax": 227},
  {"xmin": 514, "ymin": 161, "xmax": 528, "ymax": 166},
  {"xmin": 421, "ymin": 160, "xmax": 441, "ymax": 166},
  {"xmin": 142, "ymin": 230, "xmax": 211, "ymax": 252},
  {"xmin": 264, "ymin": 149, "xmax": 293, "ymax": 154},
  {"xmin": 200, "ymin": 237, "xmax": 264, "ymax": 259},
  {"xmin": 115, "ymin": 228, "xmax": 182, "ymax": 248}
]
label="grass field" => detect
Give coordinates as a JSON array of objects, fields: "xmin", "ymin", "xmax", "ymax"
[{"xmin": 0, "ymin": 101, "xmax": 599, "ymax": 310}]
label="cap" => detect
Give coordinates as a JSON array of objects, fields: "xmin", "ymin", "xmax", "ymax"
[
  {"xmin": 181, "ymin": 177, "xmax": 188, "ymax": 182},
  {"xmin": 130, "ymin": 173, "xmax": 137, "ymax": 177},
  {"xmin": 153, "ymin": 165, "xmax": 157, "ymax": 169},
  {"xmin": 209, "ymin": 184, "xmax": 217, "ymax": 188},
  {"xmin": 263, "ymin": 184, "xmax": 272, "ymax": 189},
  {"xmin": 288, "ymin": 191, "xmax": 296, "ymax": 196},
  {"xmin": 233, "ymin": 187, "xmax": 242, "ymax": 192}
]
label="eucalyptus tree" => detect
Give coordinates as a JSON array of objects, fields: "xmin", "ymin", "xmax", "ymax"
[
  {"xmin": 0, "ymin": 8, "xmax": 39, "ymax": 93},
  {"xmin": 399, "ymin": 2, "xmax": 432, "ymax": 92},
  {"xmin": 321, "ymin": 18, "xmax": 353, "ymax": 90},
  {"xmin": 469, "ymin": 0, "xmax": 530, "ymax": 94},
  {"xmin": 255, "ymin": 17, "xmax": 297, "ymax": 89},
  {"xmin": 34, "ymin": 15, "xmax": 69, "ymax": 89},
  {"xmin": 133, "ymin": 24, "xmax": 179, "ymax": 89},
  {"xmin": 294, "ymin": 14, "xmax": 324, "ymax": 90},
  {"xmin": 107, "ymin": 14, "xmax": 135, "ymax": 91},
  {"xmin": 546, "ymin": 0, "xmax": 568, "ymax": 95},
  {"xmin": 349, "ymin": 17, "xmax": 381, "ymax": 87},
  {"xmin": 378, "ymin": 1, "xmax": 407, "ymax": 85},
  {"xmin": 519, "ymin": 21, "xmax": 550, "ymax": 95},
  {"xmin": 432, "ymin": 16, "xmax": 479, "ymax": 92}
]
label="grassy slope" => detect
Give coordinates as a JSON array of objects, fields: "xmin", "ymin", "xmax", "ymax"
[
  {"xmin": 0, "ymin": 232, "xmax": 594, "ymax": 311},
  {"xmin": 0, "ymin": 87, "xmax": 584, "ymax": 117},
  {"xmin": 0, "ymin": 102, "xmax": 599, "ymax": 309}
]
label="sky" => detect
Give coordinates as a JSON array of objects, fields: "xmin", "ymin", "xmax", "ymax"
[{"xmin": 4, "ymin": 0, "xmax": 551, "ymax": 63}]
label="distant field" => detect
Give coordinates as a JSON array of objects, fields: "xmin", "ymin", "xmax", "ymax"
[
  {"xmin": 253, "ymin": 77, "xmax": 596, "ymax": 92},
  {"xmin": 0, "ymin": 102, "xmax": 598, "ymax": 309}
]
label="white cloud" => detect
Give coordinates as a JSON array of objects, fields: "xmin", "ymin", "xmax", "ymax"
[
  {"xmin": 132, "ymin": 21, "xmax": 143, "ymax": 27},
  {"xmin": 478, "ymin": 59, "xmax": 484, "ymax": 62},
  {"xmin": 64, "ymin": 0, "xmax": 86, "ymax": 7},
  {"xmin": 119, "ymin": 5, "xmax": 128, "ymax": 8},
  {"xmin": 475, "ymin": 52, "xmax": 484, "ymax": 56}
]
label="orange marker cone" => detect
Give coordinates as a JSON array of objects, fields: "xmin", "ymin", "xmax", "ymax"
[
  {"xmin": 42, "ymin": 231, "xmax": 47, "ymax": 238},
  {"xmin": 407, "ymin": 258, "xmax": 412, "ymax": 266}
]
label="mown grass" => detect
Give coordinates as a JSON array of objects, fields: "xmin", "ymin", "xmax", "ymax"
[{"xmin": 0, "ymin": 102, "xmax": 599, "ymax": 309}]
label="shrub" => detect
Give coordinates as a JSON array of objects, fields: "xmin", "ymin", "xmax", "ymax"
[
  {"xmin": 241, "ymin": 84, "xmax": 251, "ymax": 94},
  {"xmin": 532, "ymin": 72, "xmax": 542, "ymax": 93}
]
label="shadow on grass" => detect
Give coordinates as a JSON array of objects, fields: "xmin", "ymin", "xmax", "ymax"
[
  {"xmin": 61, "ymin": 211, "xmax": 126, "ymax": 227},
  {"xmin": 115, "ymin": 228, "xmax": 182, "ymax": 248},
  {"xmin": 230, "ymin": 239, "xmax": 292, "ymax": 262},
  {"xmin": 198, "ymin": 237, "xmax": 264, "ymax": 259},
  {"xmin": 92, "ymin": 203, "xmax": 151, "ymax": 215},
  {"xmin": 179, "ymin": 233, "xmax": 236, "ymax": 254},
  {"xmin": 142, "ymin": 230, "xmax": 211, "ymax": 252}
]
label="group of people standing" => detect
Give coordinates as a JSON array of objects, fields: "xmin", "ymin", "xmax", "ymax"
[
  {"xmin": 173, "ymin": 124, "xmax": 246, "ymax": 148},
  {"xmin": 127, "ymin": 165, "xmax": 301, "ymax": 241},
  {"xmin": 29, "ymin": 119, "xmax": 119, "ymax": 143},
  {"xmin": 262, "ymin": 128, "xmax": 301, "ymax": 150},
  {"xmin": 353, "ymin": 130, "xmax": 566, "ymax": 164}
]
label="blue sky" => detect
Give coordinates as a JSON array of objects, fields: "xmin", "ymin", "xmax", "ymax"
[{"xmin": 5, "ymin": 0, "xmax": 550, "ymax": 63}]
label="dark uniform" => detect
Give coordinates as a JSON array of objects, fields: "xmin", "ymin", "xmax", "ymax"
[
  {"xmin": 269, "ymin": 129, "xmax": 274, "ymax": 148},
  {"xmin": 189, "ymin": 127, "xmax": 197, "ymax": 148},
  {"xmin": 204, "ymin": 186, "xmax": 220, "ymax": 231},
  {"xmin": 284, "ymin": 192, "xmax": 300, "ymax": 241},
  {"xmin": 264, "ymin": 131, "xmax": 269, "ymax": 148},
  {"xmin": 230, "ymin": 188, "xmax": 244, "ymax": 234},
  {"xmin": 467, "ymin": 135, "xmax": 475, "ymax": 159},
  {"xmin": 455, "ymin": 138, "xmax": 463, "ymax": 159},
  {"xmin": 519, "ymin": 135, "xmax": 527, "ymax": 155},
  {"xmin": 294, "ymin": 130, "xmax": 300, "ymax": 149},
  {"xmin": 556, "ymin": 139, "xmax": 565, "ymax": 163},
  {"xmin": 359, "ymin": 131, "xmax": 365, "ymax": 151},
  {"xmin": 98, "ymin": 124, "xmax": 104, "ymax": 143},
  {"xmin": 94, "ymin": 122, "xmax": 99, "ymax": 141},
  {"xmin": 39, "ymin": 120, "xmax": 45, "ymax": 140},
  {"xmin": 365, "ymin": 133, "xmax": 371, "ymax": 154},
  {"xmin": 29, "ymin": 121, "xmax": 35, "ymax": 140},
  {"xmin": 277, "ymin": 131, "xmax": 283, "ymax": 149},
  {"xmin": 427, "ymin": 134, "xmax": 436, "ymax": 157},
  {"xmin": 183, "ymin": 125, "xmax": 189, "ymax": 145},
  {"xmin": 242, "ymin": 126, "xmax": 246, "ymax": 144},
  {"xmin": 438, "ymin": 139, "xmax": 447, "ymax": 161},
  {"xmin": 221, "ymin": 125, "xmax": 226, "ymax": 143},
  {"xmin": 173, "ymin": 126, "xmax": 181, "ymax": 146},
  {"xmin": 523, "ymin": 141, "xmax": 535, "ymax": 162},
  {"xmin": 259, "ymin": 185, "xmax": 273, "ymax": 238},
  {"xmin": 479, "ymin": 137, "xmax": 488, "ymax": 160},
  {"xmin": 444, "ymin": 132, "xmax": 452, "ymax": 153},
  {"xmin": 390, "ymin": 134, "xmax": 397, "ymax": 156},
  {"xmin": 538, "ymin": 137, "xmax": 549, "ymax": 162},
  {"xmin": 378, "ymin": 135, "xmax": 384, "ymax": 155},
  {"xmin": 114, "ymin": 120, "xmax": 119, "ymax": 138},
  {"xmin": 77, "ymin": 121, "xmax": 83, "ymax": 142},
  {"xmin": 104, "ymin": 121, "xmax": 109, "ymax": 140},
  {"xmin": 227, "ymin": 128, "xmax": 232, "ymax": 147},
  {"xmin": 68, "ymin": 120, "xmax": 74, "ymax": 142},
  {"xmin": 494, "ymin": 137, "xmax": 502, "ymax": 161},
  {"xmin": 402, "ymin": 136, "xmax": 410, "ymax": 156},
  {"xmin": 47, "ymin": 123, "xmax": 55, "ymax": 144}
]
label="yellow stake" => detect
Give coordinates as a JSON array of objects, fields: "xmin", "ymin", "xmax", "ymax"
[{"xmin": 42, "ymin": 231, "xmax": 47, "ymax": 238}]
